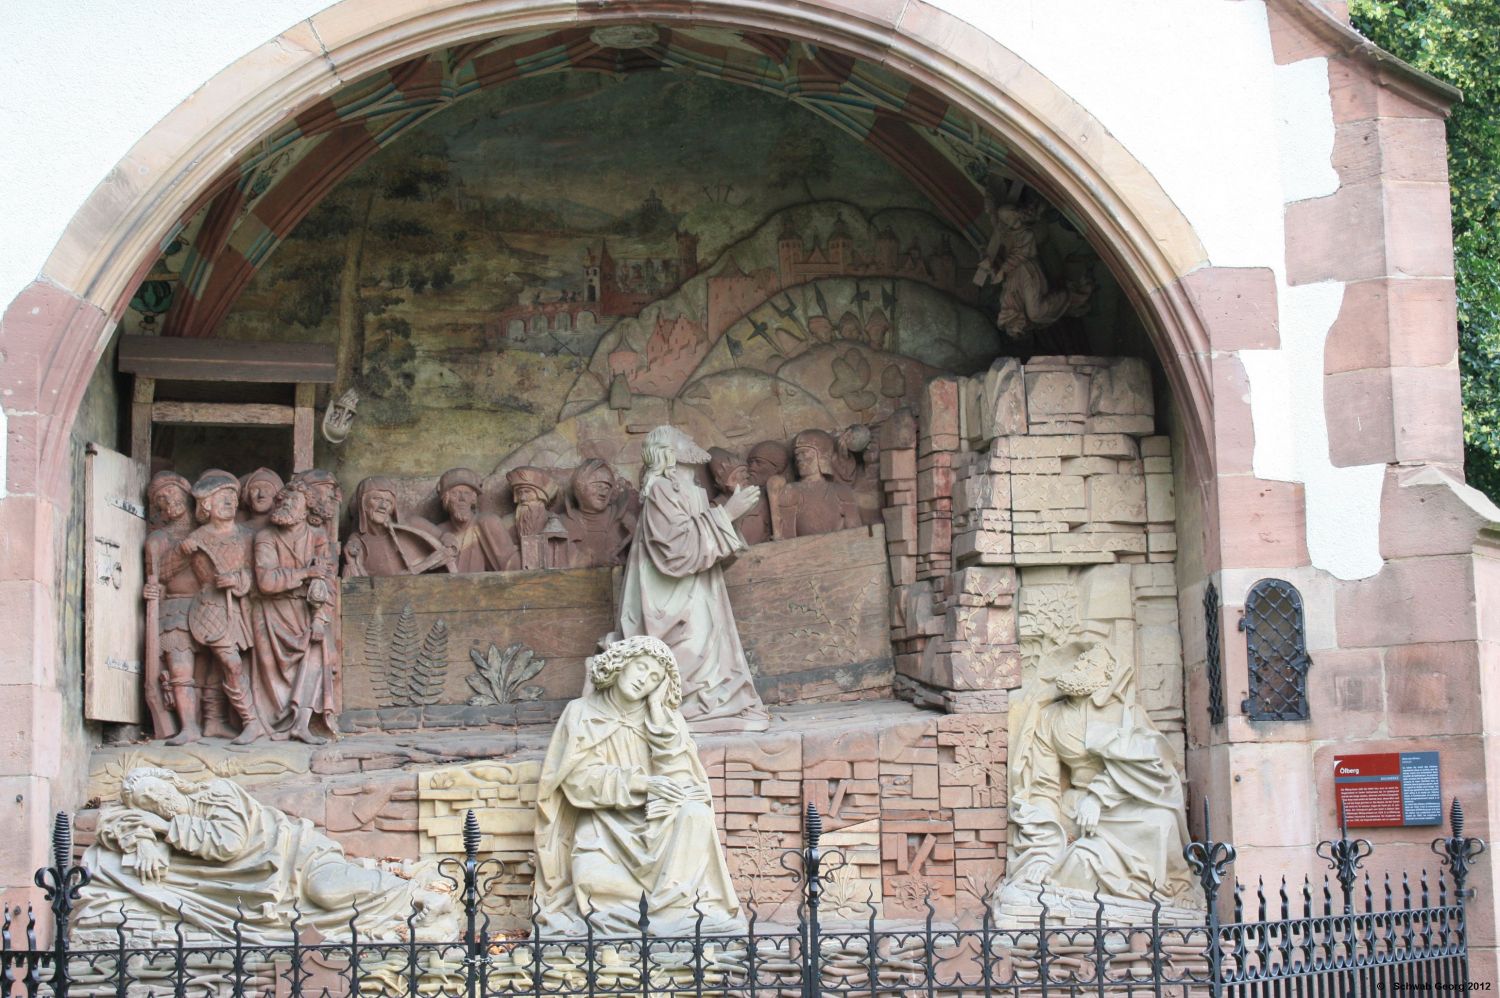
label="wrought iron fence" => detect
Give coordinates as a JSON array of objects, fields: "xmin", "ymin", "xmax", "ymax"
[{"xmin": 1, "ymin": 798, "xmax": 1485, "ymax": 997}]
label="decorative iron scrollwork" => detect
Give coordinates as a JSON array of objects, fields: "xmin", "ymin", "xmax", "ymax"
[
  {"xmin": 1238, "ymin": 578, "xmax": 1312, "ymax": 721},
  {"xmin": 1204, "ymin": 581, "xmax": 1225, "ymax": 725}
]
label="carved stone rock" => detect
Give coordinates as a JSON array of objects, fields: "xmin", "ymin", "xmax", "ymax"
[{"xmin": 533, "ymin": 636, "xmax": 744, "ymax": 935}]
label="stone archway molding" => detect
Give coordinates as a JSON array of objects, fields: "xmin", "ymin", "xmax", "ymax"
[{"xmin": 17, "ymin": 0, "xmax": 1225, "ymax": 503}]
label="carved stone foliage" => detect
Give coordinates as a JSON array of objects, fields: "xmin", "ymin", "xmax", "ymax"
[
  {"xmin": 364, "ymin": 604, "xmax": 450, "ymax": 709},
  {"xmin": 466, "ymin": 643, "xmax": 545, "ymax": 706}
]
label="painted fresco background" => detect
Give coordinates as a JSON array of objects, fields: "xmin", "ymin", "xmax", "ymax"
[{"xmin": 200, "ymin": 69, "xmax": 1134, "ymax": 485}]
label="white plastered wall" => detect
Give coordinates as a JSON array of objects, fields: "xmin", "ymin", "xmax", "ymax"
[{"xmin": 0, "ymin": 0, "xmax": 1378, "ymax": 577}]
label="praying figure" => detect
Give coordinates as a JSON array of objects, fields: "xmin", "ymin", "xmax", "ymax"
[
  {"xmin": 618, "ymin": 426, "xmax": 769, "ymax": 732},
  {"xmin": 560, "ymin": 459, "xmax": 637, "ymax": 568},
  {"xmin": 251, "ymin": 479, "xmax": 337, "ymax": 744},
  {"xmin": 998, "ymin": 642, "xmax": 1198, "ymax": 908},
  {"xmin": 533, "ymin": 636, "xmax": 743, "ymax": 936},
  {"xmin": 75, "ymin": 766, "xmax": 456, "ymax": 946},
  {"xmin": 236, "ymin": 467, "xmax": 284, "ymax": 534},
  {"xmin": 708, "ymin": 447, "xmax": 769, "ymax": 545},
  {"xmin": 768, "ymin": 428, "xmax": 861, "ymax": 540},
  {"xmin": 973, "ymin": 192, "xmax": 1093, "ymax": 339},
  {"xmin": 425, "ymin": 467, "xmax": 518, "ymax": 573},
  {"xmin": 181, "ymin": 470, "xmax": 264, "ymax": 744},
  {"xmin": 342, "ymin": 476, "xmax": 445, "ymax": 577}
]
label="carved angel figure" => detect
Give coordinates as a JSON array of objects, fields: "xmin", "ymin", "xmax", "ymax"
[
  {"xmin": 973, "ymin": 193, "xmax": 1092, "ymax": 338},
  {"xmin": 533, "ymin": 636, "xmax": 744, "ymax": 936}
]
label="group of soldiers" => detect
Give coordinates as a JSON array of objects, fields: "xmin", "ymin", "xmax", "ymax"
[{"xmin": 142, "ymin": 468, "xmax": 343, "ymax": 746}]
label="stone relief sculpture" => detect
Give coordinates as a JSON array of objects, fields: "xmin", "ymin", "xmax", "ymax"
[
  {"xmin": 236, "ymin": 467, "xmax": 284, "ymax": 534},
  {"xmin": 560, "ymin": 458, "xmax": 637, "ymax": 568},
  {"xmin": 251, "ymin": 478, "xmax": 338, "ymax": 744},
  {"xmin": 75, "ymin": 766, "xmax": 456, "ymax": 944},
  {"xmin": 343, "ymin": 476, "xmax": 446, "ymax": 578},
  {"xmin": 423, "ymin": 467, "xmax": 519, "ymax": 574},
  {"xmin": 142, "ymin": 471, "xmax": 200, "ymax": 743},
  {"xmin": 181, "ymin": 470, "xmax": 266, "ymax": 745},
  {"xmin": 768, "ymin": 428, "xmax": 861, "ymax": 540},
  {"xmin": 618, "ymin": 425, "xmax": 770, "ymax": 732},
  {"xmin": 708, "ymin": 447, "xmax": 770, "ymax": 545},
  {"xmin": 533, "ymin": 636, "xmax": 744, "ymax": 935},
  {"xmin": 745, "ymin": 440, "xmax": 791, "ymax": 491},
  {"xmin": 973, "ymin": 192, "xmax": 1092, "ymax": 338},
  {"xmin": 321, "ymin": 387, "xmax": 360, "ymax": 445},
  {"xmin": 507, "ymin": 466, "xmax": 567, "ymax": 571},
  {"xmin": 994, "ymin": 641, "xmax": 1198, "ymax": 913}
]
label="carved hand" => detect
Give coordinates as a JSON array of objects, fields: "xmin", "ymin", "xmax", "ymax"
[
  {"xmin": 134, "ymin": 839, "xmax": 171, "ymax": 883},
  {"xmin": 214, "ymin": 572, "xmax": 238, "ymax": 590},
  {"xmin": 179, "ymin": 536, "xmax": 202, "ymax": 555},
  {"xmin": 1016, "ymin": 860, "xmax": 1051, "ymax": 885},
  {"xmin": 142, "ymin": 581, "xmax": 162, "ymax": 602},
  {"xmin": 724, "ymin": 484, "xmax": 760, "ymax": 522},
  {"xmin": 1074, "ymin": 792, "xmax": 1101, "ymax": 836},
  {"xmin": 646, "ymin": 776, "xmax": 686, "ymax": 802}
]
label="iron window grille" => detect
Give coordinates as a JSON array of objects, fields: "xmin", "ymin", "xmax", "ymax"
[
  {"xmin": 1239, "ymin": 578, "xmax": 1312, "ymax": 721},
  {"xmin": 1204, "ymin": 580, "xmax": 1226, "ymax": 725}
]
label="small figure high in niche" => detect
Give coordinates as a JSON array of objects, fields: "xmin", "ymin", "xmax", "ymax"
[
  {"xmin": 533, "ymin": 636, "xmax": 744, "ymax": 936},
  {"xmin": 560, "ymin": 459, "xmax": 637, "ymax": 568},
  {"xmin": 973, "ymin": 192, "xmax": 1093, "ymax": 339},
  {"xmin": 425, "ymin": 467, "xmax": 519, "ymax": 574},
  {"xmin": 768, "ymin": 428, "xmax": 861, "ymax": 540},
  {"xmin": 251, "ymin": 479, "xmax": 337, "ymax": 744},
  {"xmin": 236, "ymin": 467, "xmax": 284, "ymax": 534},
  {"xmin": 142, "ymin": 472, "xmax": 199, "ymax": 743},
  {"xmin": 343, "ymin": 476, "xmax": 446, "ymax": 578},
  {"xmin": 619, "ymin": 425, "xmax": 769, "ymax": 732},
  {"xmin": 75, "ymin": 766, "xmax": 456, "ymax": 945},
  {"xmin": 707, "ymin": 447, "xmax": 769, "ymax": 545},
  {"xmin": 181, "ymin": 469, "xmax": 265, "ymax": 744},
  {"xmin": 997, "ymin": 642, "xmax": 1197, "ymax": 909}
]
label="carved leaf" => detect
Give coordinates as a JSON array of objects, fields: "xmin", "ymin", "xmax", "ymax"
[
  {"xmin": 466, "ymin": 646, "xmax": 505, "ymax": 706},
  {"xmin": 413, "ymin": 618, "xmax": 449, "ymax": 707},
  {"xmin": 465, "ymin": 642, "xmax": 546, "ymax": 706},
  {"xmin": 364, "ymin": 615, "xmax": 391, "ymax": 709},
  {"xmin": 502, "ymin": 646, "xmax": 545, "ymax": 702},
  {"xmin": 387, "ymin": 604, "xmax": 419, "ymax": 707}
]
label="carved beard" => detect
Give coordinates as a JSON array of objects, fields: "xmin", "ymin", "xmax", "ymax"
[
  {"xmin": 1055, "ymin": 667, "xmax": 1111, "ymax": 697},
  {"xmin": 516, "ymin": 500, "xmax": 548, "ymax": 535},
  {"xmin": 270, "ymin": 504, "xmax": 302, "ymax": 527}
]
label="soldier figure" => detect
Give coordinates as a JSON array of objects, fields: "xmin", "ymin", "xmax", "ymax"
[{"xmin": 142, "ymin": 472, "xmax": 199, "ymax": 743}]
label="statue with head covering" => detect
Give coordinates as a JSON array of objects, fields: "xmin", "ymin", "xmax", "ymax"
[
  {"xmin": 422, "ymin": 467, "xmax": 519, "ymax": 574},
  {"xmin": 179, "ymin": 469, "xmax": 265, "ymax": 744},
  {"xmin": 618, "ymin": 426, "xmax": 769, "ymax": 732},
  {"xmin": 767, "ymin": 428, "xmax": 861, "ymax": 540},
  {"xmin": 142, "ymin": 471, "xmax": 200, "ymax": 743},
  {"xmin": 560, "ymin": 459, "xmax": 637, "ymax": 568},
  {"xmin": 745, "ymin": 440, "xmax": 791, "ymax": 490},
  {"xmin": 507, "ymin": 466, "xmax": 567, "ymax": 570},
  {"xmin": 236, "ymin": 467, "xmax": 284, "ymax": 534},
  {"xmin": 342, "ymin": 476, "xmax": 446, "ymax": 578},
  {"xmin": 533, "ymin": 636, "xmax": 743, "ymax": 936},
  {"xmin": 994, "ymin": 640, "xmax": 1198, "ymax": 912},
  {"xmin": 707, "ymin": 447, "xmax": 769, "ymax": 545}
]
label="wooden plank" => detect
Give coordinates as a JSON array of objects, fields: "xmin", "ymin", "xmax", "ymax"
[
  {"xmin": 150, "ymin": 401, "xmax": 295, "ymax": 427},
  {"xmin": 85, "ymin": 445, "xmax": 148, "ymax": 723},
  {"xmin": 130, "ymin": 377, "xmax": 154, "ymax": 462},
  {"xmin": 118, "ymin": 335, "xmax": 336, "ymax": 384},
  {"xmin": 293, "ymin": 383, "xmax": 315, "ymax": 472}
]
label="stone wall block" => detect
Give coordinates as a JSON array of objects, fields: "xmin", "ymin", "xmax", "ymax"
[
  {"xmin": 1335, "ymin": 554, "xmax": 1477, "ymax": 648},
  {"xmin": 920, "ymin": 377, "xmax": 961, "ymax": 455},
  {"xmin": 1325, "ymin": 277, "xmax": 1457, "ymax": 374},
  {"xmin": 1324, "ymin": 368, "xmax": 1396, "ymax": 467},
  {"xmin": 1285, "ymin": 180, "xmax": 1386, "ymax": 285},
  {"xmin": 1216, "ymin": 477, "xmax": 1310, "ymax": 569},
  {"xmin": 1390, "ymin": 364, "xmax": 1464, "ymax": 467},
  {"xmin": 1385, "ymin": 642, "xmax": 1482, "ymax": 737},
  {"xmin": 1182, "ymin": 266, "xmax": 1279, "ymax": 351},
  {"xmin": 1088, "ymin": 473, "xmax": 1148, "ymax": 524}
]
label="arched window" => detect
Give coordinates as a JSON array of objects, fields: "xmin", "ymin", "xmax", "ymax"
[
  {"xmin": 1204, "ymin": 580, "xmax": 1225, "ymax": 725},
  {"xmin": 1239, "ymin": 578, "xmax": 1312, "ymax": 721}
]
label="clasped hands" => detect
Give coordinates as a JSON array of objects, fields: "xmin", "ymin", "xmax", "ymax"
[{"xmin": 644, "ymin": 775, "xmax": 708, "ymax": 820}]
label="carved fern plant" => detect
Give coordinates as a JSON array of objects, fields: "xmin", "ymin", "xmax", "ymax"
[
  {"xmin": 370, "ymin": 604, "xmax": 451, "ymax": 708},
  {"xmin": 467, "ymin": 643, "xmax": 546, "ymax": 706}
]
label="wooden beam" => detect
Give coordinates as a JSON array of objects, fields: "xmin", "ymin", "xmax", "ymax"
[
  {"xmin": 119, "ymin": 335, "xmax": 336, "ymax": 384},
  {"xmin": 293, "ymin": 383, "xmax": 316, "ymax": 472},
  {"xmin": 150, "ymin": 401, "xmax": 295, "ymax": 427},
  {"xmin": 130, "ymin": 377, "xmax": 155, "ymax": 462}
]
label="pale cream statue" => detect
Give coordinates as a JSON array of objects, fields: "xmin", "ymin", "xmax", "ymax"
[
  {"xmin": 997, "ymin": 642, "xmax": 1197, "ymax": 910},
  {"xmin": 533, "ymin": 636, "xmax": 744, "ymax": 936},
  {"xmin": 618, "ymin": 425, "xmax": 770, "ymax": 732},
  {"xmin": 74, "ymin": 766, "xmax": 456, "ymax": 944}
]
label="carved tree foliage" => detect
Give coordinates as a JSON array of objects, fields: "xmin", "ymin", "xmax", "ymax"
[{"xmin": 466, "ymin": 642, "xmax": 546, "ymax": 706}]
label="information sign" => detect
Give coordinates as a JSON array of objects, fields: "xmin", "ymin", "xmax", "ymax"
[{"xmin": 1333, "ymin": 751, "xmax": 1442, "ymax": 828}]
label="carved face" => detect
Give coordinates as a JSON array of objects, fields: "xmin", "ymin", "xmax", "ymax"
[
  {"xmin": 131, "ymin": 777, "xmax": 190, "ymax": 818},
  {"xmin": 577, "ymin": 476, "xmax": 613, "ymax": 514},
  {"xmin": 746, "ymin": 455, "xmax": 782, "ymax": 487},
  {"xmin": 514, "ymin": 485, "xmax": 545, "ymax": 508},
  {"xmin": 364, "ymin": 490, "xmax": 397, "ymax": 527},
  {"xmin": 1055, "ymin": 647, "xmax": 1114, "ymax": 698},
  {"xmin": 206, "ymin": 486, "xmax": 239, "ymax": 524},
  {"xmin": 615, "ymin": 654, "xmax": 666, "ymax": 703},
  {"xmin": 309, "ymin": 483, "xmax": 341, "ymax": 523},
  {"xmin": 270, "ymin": 488, "xmax": 307, "ymax": 527},
  {"xmin": 152, "ymin": 487, "xmax": 189, "ymax": 524},
  {"xmin": 794, "ymin": 444, "xmax": 824, "ymax": 480},
  {"xmin": 243, "ymin": 479, "xmax": 277, "ymax": 515},
  {"xmin": 444, "ymin": 485, "xmax": 478, "ymax": 525}
]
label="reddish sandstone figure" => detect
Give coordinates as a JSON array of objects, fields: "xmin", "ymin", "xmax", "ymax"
[
  {"xmin": 707, "ymin": 447, "xmax": 769, "ymax": 545},
  {"xmin": 768, "ymin": 429, "xmax": 862, "ymax": 539},
  {"xmin": 181, "ymin": 469, "xmax": 265, "ymax": 745},
  {"xmin": 507, "ymin": 466, "xmax": 562, "ymax": 570},
  {"xmin": 142, "ymin": 472, "xmax": 200, "ymax": 743},
  {"xmin": 236, "ymin": 467, "xmax": 284, "ymax": 535},
  {"xmin": 560, "ymin": 459, "xmax": 636, "ymax": 567},
  {"xmin": 293, "ymin": 469, "xmax": 344, "ymax": 719},
  {"xmin": 427, "ymin": 467, "xmax": 518, "ymax": 573},
  {"xmin": 252, "ymin": 479, "xmax": 337, "ymax": 744},
  {"xmin": 745, "ymin": 440, "xmax": 791, "ymax": 490},
  {"xmin": 342, "ymin": 476, "xmax": 445, "ymax": 577}
]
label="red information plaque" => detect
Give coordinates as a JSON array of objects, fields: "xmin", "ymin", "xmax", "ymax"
[{"xmin": 1333, "ymin": 752, "xmax": 1442, "ymax": 828}]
